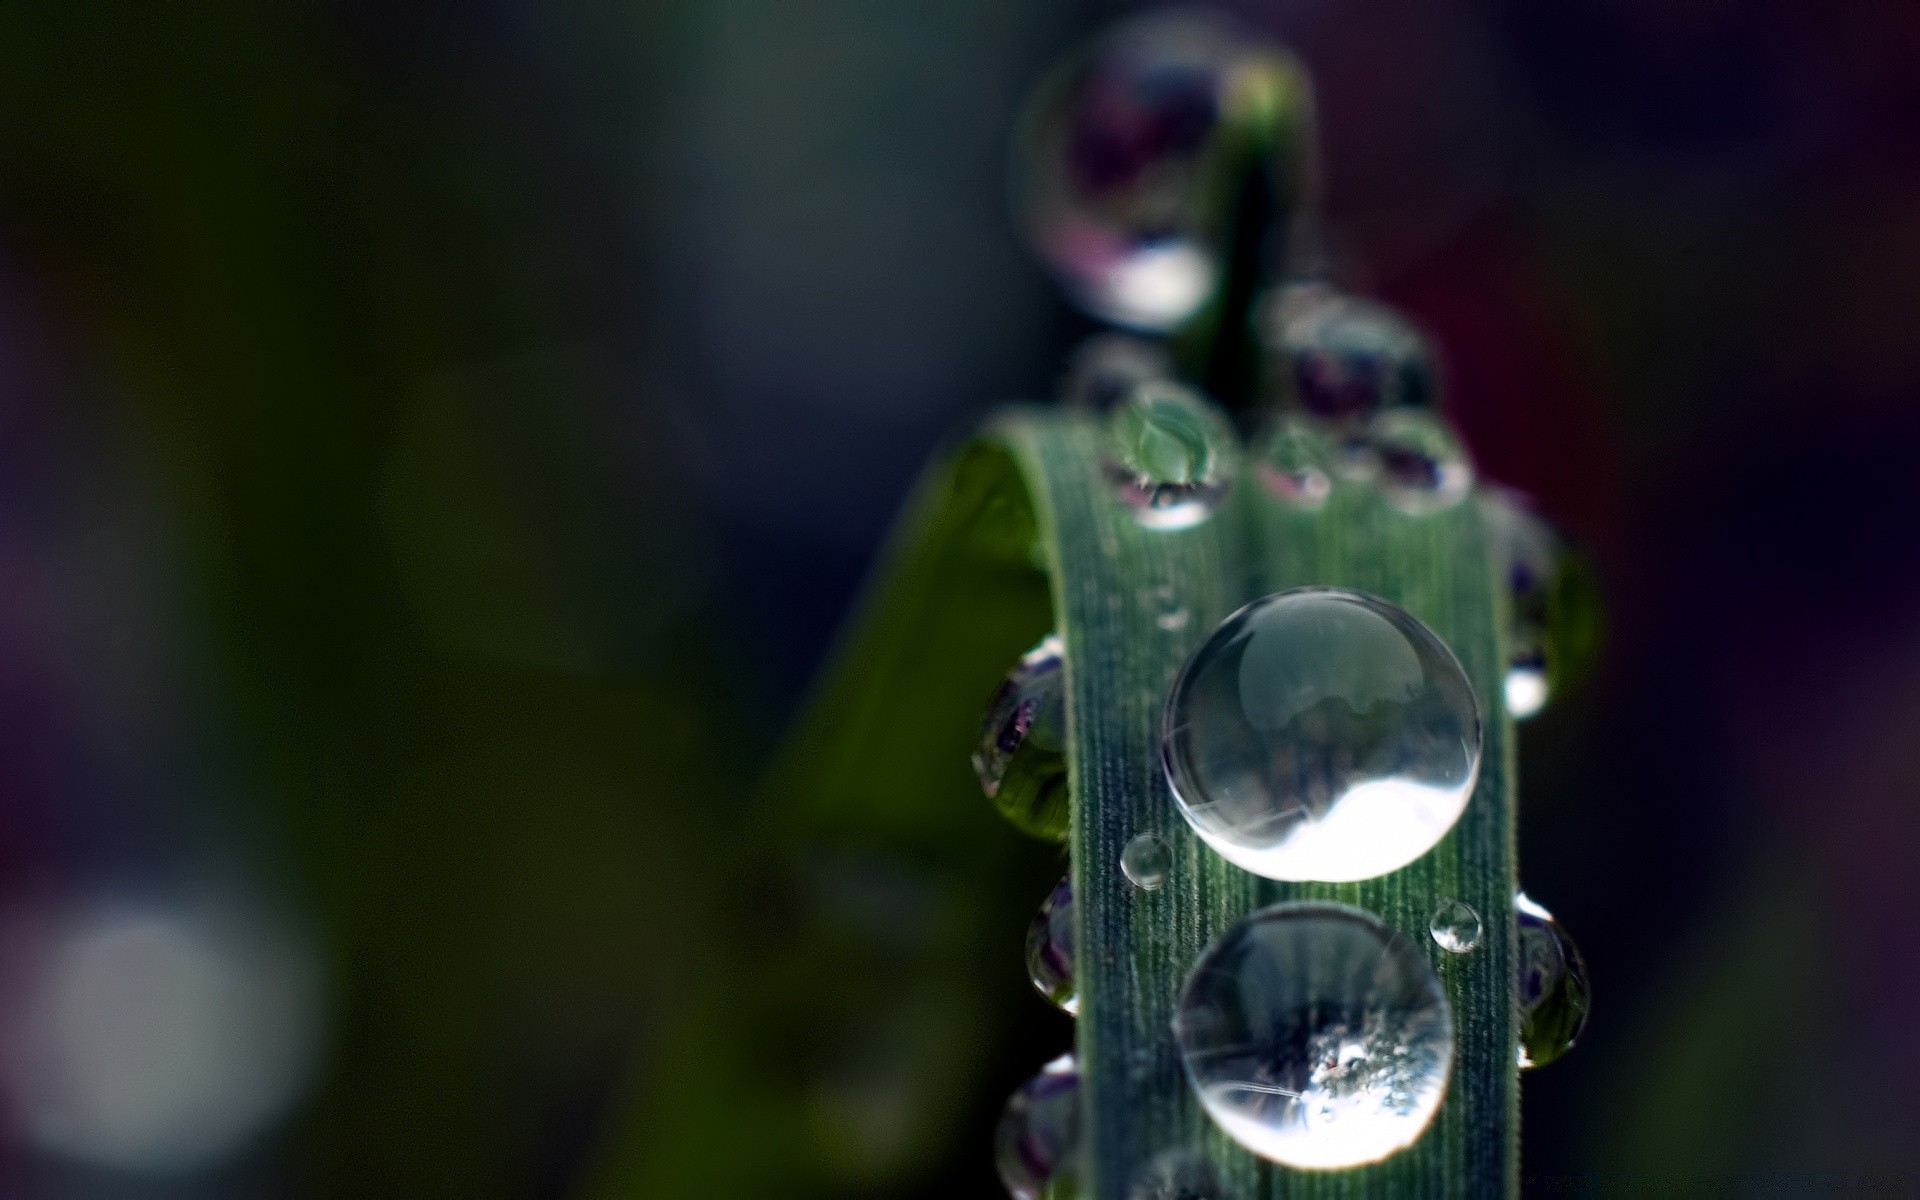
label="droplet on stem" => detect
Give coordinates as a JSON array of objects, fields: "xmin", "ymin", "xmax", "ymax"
[
  {"xmin": 1025, "ymin": 877, "xmax": 1078, "ymax": 1015},
  {"xmin": 995, "ymin": 1053, "xmax": 1083, "ymax": 1199},
  {"xmin": 1262, "ymin": 281, "xmax": 1438, "ymax": 421},
  {"xmin": 1480, "ymin": 488, "xmax": 1603, "ymax": 720},
  {"xmin": 1105, "ymin": 382, "xmax": 1235, "ymax": 530},
  {"xmin": 1173, "ymin": 901, "xmax": 1453, "ymax": 1170},
  {"xmin": 1370, "ymin": 410, "xmax": 1472, "ymax": 515},
  {"xmin": 1121, "ymin": 834, "xmax": 1172, "ymax": 891},
  {"xmin": 1515, "ymin": 891, "xmax": 1590, "ymax": 1068},
  {"xmin": 1253, "ymin": 414, "xmax": 1335, "ymax": 509},
  {"xmin": 973, "ymin": 634, "xmax": 1071, "ymax": 841},
  {"xmin": 1428, "ymin": 898, "xmax": 1483, "ymax": 953},
  {"xmin": 1162, "ymin": 588, "xmax": 1482, "ymax": 882}
]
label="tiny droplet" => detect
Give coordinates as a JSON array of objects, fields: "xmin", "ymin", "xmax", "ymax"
[
  {"xmin": 1174, "ymin": 901, "xmax": 1453, "ymax": 1169},
  {"xmin": 1025, "ymin": 877, "xmax": 1078, "ymax": 1015},
  {"xmin": 973, "ymin": 635, "xmax": 1071, "ymax": 841},
  {"xmin": 1428, "ymin": 898, "xmax": 1483, "ymax": 953},
  {"xmin": 1516, "ymin": 892, "xmax": 1590, "ymax": 1068},
  {"xmin": 1121, "ymin": 834, "xmax": 1172, "ymax": 891},
  {"xmin": 1105, "ymin": 382, "xmax": 1234, "ymax": 530},
  {"xmin": 1162, "ymin": 588, "xmax": 1482, "ymax": 882},
  {"xmin": 995, "ymin": 1053, "xmax": 1083, "ymax": 1200}
]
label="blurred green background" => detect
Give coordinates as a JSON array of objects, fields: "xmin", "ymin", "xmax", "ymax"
[{"xmin": 1, "ymin": 1, "xmax": 1918, "ymax": 1195}]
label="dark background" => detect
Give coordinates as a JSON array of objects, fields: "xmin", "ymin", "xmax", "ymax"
[{"xmin": 1, "ymin": 0, "xmax": 1918, "ymax": 1195}]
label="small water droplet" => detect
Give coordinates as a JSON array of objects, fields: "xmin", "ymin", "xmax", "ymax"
[
  {"xmin": 1253, "ymin": 415, "xmax": 1334, "ymax": 509},
  {"xmin": 1428, "ymin": 899, "xmax": 1482, "ymax": 953},
  {"xmin": 1481, "ymin": 489, "xmax": 1603, "ymax": 720},
  {"xmin": 1130, "ymin": 1147, "xmax": 1221, "ymax": 1199},
  {"xmin": 1173, "ymin": 901, "xmax": 1453, "ymax": 1170},
  {"xmin": 1370, "ymin": 410, "xmax": 1472, "ymax": 515},
  {"xmin": 1161, "ymin": 588, "xmax": 1482, "ymax": 882},
  {"xmin": 1061, "ymin": 333, "xmax": 1174, "ymax": 411},
  {"xmin": 1156, "ymin": 608, "xmax": 1191, "ymax": 632},
  {"xmin": 973, "ymin": 635, "xmax": 1071, "ymax": 841},
  {"xmin": 1014, "ymin": 13, "xmax": 1302, "ymax": 330},
  {"xmin": 1025, "ymin": 877, "xmax": 1078, "ymax": 1015},
  {"xmin": 1263, "ymin": 281, "xmax": 1438, "ymax": 421},
  {"xmin": 1105, "ymin": 383, "xmax": 1234, "ymax": 530},
  {"xmin": 995, "ymin": 1053, "xmax": 1083, "ymax": 1200},
  {"xmin": 1516, "ymin": 892, "xmax": 1590, "ymax": 1068},
  {"xmin": 1121, "ymin": 834, "xmax": 1172, "ymax": 891}
]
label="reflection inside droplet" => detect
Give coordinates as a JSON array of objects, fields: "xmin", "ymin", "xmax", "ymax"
[
  {"xmin": 0, "ymin": 896, "xmax": 322, "ymax": 1175},
  {"xmin": 1161, "ymin": 588, "xmax": 1482, "ymax": 882},
  {"xmin": 1025, "ymin": 877, "xmax": 1078, "ymax": 1015},
  {"xmin": 973, "ymin": 634, "xmax": 1071, "ymax": 841},
  {"xmin": 994, "ymin": 1053, "xmax": 1082, "ymax": 1200},
  {"xmin": 1174, "ymin": 901, "xmax": 1452, "ymax": 1170}
]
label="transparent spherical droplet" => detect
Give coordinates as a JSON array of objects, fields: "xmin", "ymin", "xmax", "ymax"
[
  {"xmin": 1105, "ymin": 382, "xmax": 1235, "ymax": 530},
  {"xmin": 995, "ymin": 1053, "xmax": 1083, "ymax": 1200},
  {"xmin": 1130, "ymin": 1147, "xmax": 1221, "ymax": 1199},
  {"xmin": 1025, "ymin": 876, "xmax": 1078, "ymax": 1015},
  {"xmin": 1263, "ymin": 281, "xmax": 1438, "ymax": 421},
  {"xmin": 1061, "ymin": 332, "xmax": 1175, "ymax": 412},
  {"xmin": 1428, "ymin": 898, "xmax": 1482, "ymax": 953},
  {"xmin": 1370, "ymin": 410, "xmax": 1472, "ymax": 516},
  {"xmin": 1254, "ymin": 415, "xmax": 1334, "ymax": 509},
  {"xmin": 1121, "ymin": 834, "xmax": 1173, "ymax": 891},
  {"xmin": 1174, "ymin": 901, "xmax": 1453, "ymax": 1170},
  {"xmin": 1480, "ymin": 489, "xmax": 1603, "ymax": 720},
  {"xmin": 1162, "ymin": 588, "xmax": 1482, "ymax": 882},
  {"xmin": 1015, "ymin": 12, "xmax": 1303, "ymax": 330},
  {"xmin": 973, "ymin": 634, "xmax": 1070, "ymax": 841},
  {"xmin": 1515, "ymin": 892, "xmax": 1591, "ymax": 1069}
]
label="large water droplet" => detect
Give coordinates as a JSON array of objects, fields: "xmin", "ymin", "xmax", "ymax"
[
  {"xmin": 995, "ymin": 1053, "xmax": 1083, "ymax": 1199},
  {"xmin": 1106, "ymin": 383, "xmax": 1234, "ymax": 530},
  {"xmin": 1263, "ymin": 281, "xmax": 1438, "ymax": 421},
  {"xmin": 974, "ymin": 634, "xmax": 1071, "ymax": 841},
  {"xmin": 1254, "ymin": 415, "xmax": 1334, "ymax": 510},
  {"xmin": 1130, "ymin": 1147, "xmax": 1221, "ymax": 1199},
  {"xmin": 1371, "ymin": 410, "xmax": 1472, "ymax": 515},
  {"xmin": 1516, "ymin": 892, "xmax": 1590, "ymax": 1068},
  {"xmin": 1061, "ymin": 332, "xmax": 1174, "ymax": 412},
  {"xmin": 1428, "ymin": 898, "xmax": 1482, "ymax": 953},
  {"xmin": 1014, "ymin": 12, "xmax": 1302, "ymax": 330},
  {"xmin": 1480, "ymin": 489, "xmax": 1602, "ymax": 720},
  {"xmin": 1174, "ymin": 901, "xmax": 1452, "ymax": 1170},
  {"xmin": 1025, "ymin": 877, "xmax": 1078, "ymax": 1015},
  {"xmin": 1121, "ymin": 833, "xmax": 1173, "ymax": 891},
  {"xmin": 1161, "ymin": 588, "xmax": 1482, "ymax": 882}
]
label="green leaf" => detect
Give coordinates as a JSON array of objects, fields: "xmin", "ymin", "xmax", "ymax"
[{"xmin": 763, "ymin": 404, "xmax": 1520, "ymax": 1196}]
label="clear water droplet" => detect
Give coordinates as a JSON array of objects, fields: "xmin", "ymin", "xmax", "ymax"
[
  {"xmin": 1516, "ymin": 892, "xmax": 1590, "ymax": 1068},
  {"xmin": 1105, "ymin": 383, "xmax": 1234, "ymax": 530},
  {"xmin": 1263, "ymin": 281, "xmax": 1438, "ymax": 421},
  {"xmin": 1161, "ymin": 588, "xmax": 1482, "ymax": 882},
  {"xmin": 973, "ymin": 634, "xmax": 1071, "ymax": 841},
  {"xmin": 1121, "ymin": 834, "xmax": 1173, "ymax": 891},
  {"xmin": 1480, "ymin": 489, "xmax": 1603, "ymax": 720},
  {"xmin": 1014, "ymin": 12, "xmax": 1302, "ymax": 329},
  {"xmin": 1428, "ymin": 898, "xmax": 1482, "ymax": 953},
  {"xmin": 1130, "ymin": 1147, "xmax": 1221, "ymax": 1199},
  {"xmin": 1173, "ymin": 901, "xmax": 1453, "ymax": 1170},
  {"xmin": 1253, "ymin": 415, "xmax": 1334, "ymax": 509},
  {"xmin": 1061, "ymin": 333, "xmax": 1174, "ymax": 411},
  {"xmin": 1370, "ymin": 410, "xmax": 1472, "ymax": 515},
  {"xmin": 1025, "ymin": 877, "xmax": 1078, "ymax": 1015},
  {"xmin": 995, "ymin": 1053, "xmax": 1083, "ymax": 1200}
]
